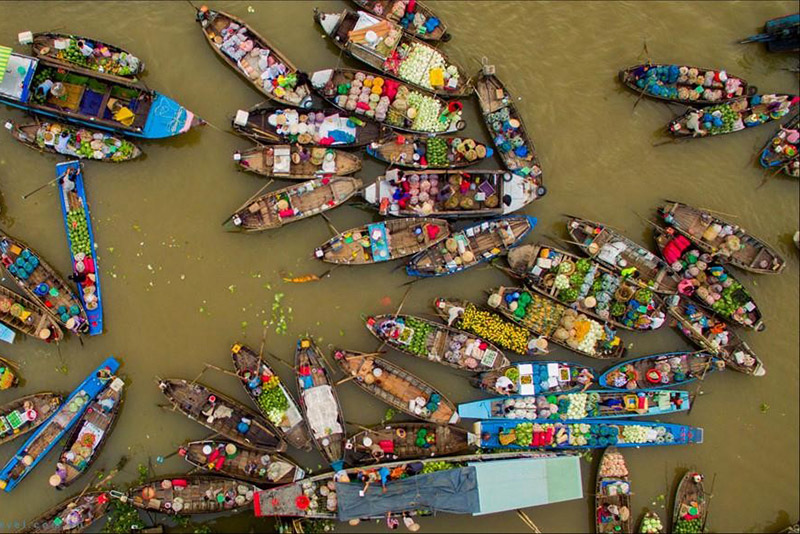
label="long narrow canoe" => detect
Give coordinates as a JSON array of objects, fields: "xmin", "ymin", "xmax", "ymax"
[
  {"xmin": 759, "ymin": 113, "xmax": 799, "ymax": 177},
  {"xmin": 196, "ymin": 8, "xmax": 313, "ymax": 108},
  {"xmin": 315, "ymin": 217, "xmax": 449, "ymax": 265},
  {"xmin": 598, "ymin": 351, "xmax": 720, "ymax": 390},
  {"xmin": 157, "ymin": 378, "xmax": 286, "ymax": 452},
  {"xmin": 350, "ymin": 0, "xmax": 450, "ymax": 42},
  {"xmin": 295, "ymin": 338, "xmax": 346, "ymax": 470},
  {"xmin": 458, "ymin": 389, "xmax": 690, "ymax": 421},
  {"xmin": 125, "ymin": 475, "xmax": 257, "ymax": 515},
  {"xmin": 488, "ymin": 286, "xmax": 626, "ymax": 359},
  {"xmin": 235, "ymin": 145, "xmax": 362, "ymax": 179},
  {"xmin": 596, "ymin": 447, "xmax": 633, "ymax": 534},
  {"xmin": 310, "ymin": 68, "xmax": 465, "ymax": 135},
  {"xmin": 364, "ymin": 169, "xmax": 538, "ymax": 218},
  {"xmin": 226, "ymin": 176, "xmax": 362, "ymax": 232},
  {"xmin": 0, "ymin": 51, "xmax": 202, "ymax": 139},
  {"xmin": 0, "ymin": 357, "xmax": 119, "ymax": 492},
  {"xmin": 507, "ymin": 243, "xmax": 667, "ymax": 332},
  {"xmin": 474, "ymin": 419, "xmax": 704, "ymax": 450},
  {"xmin": 407, "ymin": 215, "xmax": 536, "ymax": 277},
  {"xmin": 668, "ymin": 296, "xmax": 765, "ymax": 376},
  {"xmin": 740, "ymin": 13, "xmax": 800, "ymax": 53},
  {"xmin": 331, "ymin": 348, "xmax": 459, "ymax": 424},
  {"xmin": 232, "ymin": 104, "xmax": 383, "ymax": 148},
  {"xmin": 654, "ymin": 226, "xmax": 764, "ymax": 331},
  {"xmin": 31, "ymin": 32, "xmax": 143, "ymax": 81},
  {"xmin": 475, "ymin": 64, "xmax": 544, "ymax": 191},
  {"xmin": 365, "ymin": 314, "xmax": 509, "ymax": 372},
  {"xmin": 181, "ymin": 440, "xmax": 305, "ymax": 486},
  {"xmin": 672, "ymin": 472, "xmax": 708, "ymax": 533},
  {"xmin": 0, "ymin": 285, "xmax": 62, "ymax": 342},
  {"xmin": 659, "ymin": 200, "xmax": 786, "ymax": 274},
  {"xmin": 314, "ymin": 8, "xmax": 471, "ymax": 98},
  {"xmin": 53, "ymin": 377, "xmax": 124, "ymax": 489},
  {"xmin": 0, "ymin": 392, "xmax": 62, "ymax": 446},
  {"xmin": 367, "ymin": 132, "xmax": 490, "ymax": 169},
  {"xmin": 5, "ymin": 120, "xmax": 143, "ymax": 162},
  {"xmin": 56, "ymin": 161, "xmax": 103, "ymax": 335},
  {"xmin": 21, "ymin": 491, "xmax": 109, "ymax": 534},
  {"xmin": 474, "ymin": 360, "xmax": 595, "ymax": 397},
  {"xmin": 344, "ymin": 423, "xmax": 475, "ymax": 465},
  {"xmin": 0, "ymin": 232, "xmax": 88, "ymax": 334},
  {"xmin": 566, "ymin": 216, "xmax": 680, "ymax": 294},
  {"xmin": 668, "ymin": 94, "xmax": 797, "ymax": 137},
  {"xmin": 231, "ymin": 343, "xmax": 312, "ymax": 451},
  {"xmin": 618, "ymin": 63, "xmax": 750, "ymax": 105}
]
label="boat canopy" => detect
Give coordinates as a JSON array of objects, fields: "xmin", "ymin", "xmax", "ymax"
[{"xmin": 0, "ymin": 50, "xmax": 37, "ymax": 102}]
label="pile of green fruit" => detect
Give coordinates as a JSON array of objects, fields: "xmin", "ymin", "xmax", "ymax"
[
  {"xmin": 59, "ymin": 39, "xmax": 91, "ymax": 68},
  {"xmin": 459, "ymin": 303, "xmax": 531, "ymax": 355},
  {"xmin": 421, "ymin": 461, "xmax": 456, "ymax": 474},
  {"xmin": 673, "ymin": 518, "xmax": 704, "ymax": 534},
  {"xmin": 401, "ymin": 317, "xmax": 433, "ymax": 356},
  {"xmin": 66, "ymin": 209, "xmax": 93, "ymax": 256},
  {"xmin": 425, "ymin": 137, "xmax": 449, "ymax": 167},
  {"xmin": 514, "ymin": 422, "xmax": 534, "ymax": 446},
  {"xmin": 702, "ymin": 103, "xmax": 737, "ymax": 134},
  {"xmin": 257, "ymin": 376, "xmax": 289, "ymax": 426},
  {"xmin": 711, "ymin": 280, "xmax": 747, "ymax": 318}
]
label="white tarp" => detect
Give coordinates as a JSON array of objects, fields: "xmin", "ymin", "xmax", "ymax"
[{"xmin": 302, "ymin": 385, "xmax": 342, "ymax": 439}]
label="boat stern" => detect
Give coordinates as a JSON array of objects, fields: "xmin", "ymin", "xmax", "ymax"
[
  {"xmin": 310, "ymin": 69, "xmax": 334, "ymax": 91},
  {"xmin": 501, "ymin": 173, "xmax": 538, "ymax": 215},
  {"xmin": 315, "ymin": 10, "xmax": 342, "ymax": 37},
  {"xmin": 141, "ymin": 92, "xmax": 204, "ymax": 139}
]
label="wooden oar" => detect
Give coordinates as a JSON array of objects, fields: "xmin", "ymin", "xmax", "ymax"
[
  {"xmin": 516, "ymin": 510, "xmax": 542, "ymax": 533},
  {"xmin": 21, "ymin": 168, "xmax": 71, "ymax": 200},
  {"xmin": 203, "ymin": 362, "xmax": 241, "ymax": 380},
  {"xmin": 335, "ymin": 375, "xmax": 358, "ymax": 386},
  {"xmin": 320, "ymin": 211, "xmax": 340, "ymax": 236},
  {"xmin": 344, "ymin": 420, "xmax": 374, "ymax": 433}
]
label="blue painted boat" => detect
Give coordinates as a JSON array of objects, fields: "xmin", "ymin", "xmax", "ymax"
[
  {"xmin": 474, "ymin": 419, "xmax": 703, "ymax": 450},
  {"xmin": 0, "ymin": 356, "xmax": 119, "ymax": 492},
  {"xmin": 0, "ymin": 48, "xmax": 202, "ymax": 139},
  {"xmin": 56, "ymin": 161, "xmax": 102, "ymax": 335},
  {"xmin": 598, "ymin": 351, "xmax": 720, "ymax": 390},
  {"xmin": 475, "ymin": 360, "xmax": 595, "ymax": 396},
  {"xmin": 406, "ymin": 215, "xmax": 536, "ymax": 277},
  {"xmin": 740, "ymin": 13, "xmax": 799, "ymax": 53},
  {"xmin": 458, "ymin": 389, "xmax": 690, "ymax": 420},
  {"xmin": 759, "ymin": 113, "xmax": 799, "ymax": 178}
]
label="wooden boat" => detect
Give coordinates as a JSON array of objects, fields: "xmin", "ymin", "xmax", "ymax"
[
  {"xmin": 315, "ymin": 217, "xmax": 449, "ymax": 265},
  {"xmin": 618, "ymin": 63, "xmax": 750, "ymax": 105},
  {"xmin": 407, "ymin": 215, "xmax": 536, "ymax": 277},
  {"xmin": 53, "ymin": 377, "xmax": 125, "ymax": 489},
  {"xmin": 31, "ymin": 32, "xmax": 144, "ymax": 80},
  {"xmin": 344, "ymin": 423, "xmax": 475, "ymax": 465},
  {"xmin": 232, "ymin": 104, "xmax": 383, "ymax": 148},
  {"xmin": 181, "ymin": 440, "xmax": 305, "ymax": 486},
  {"xmin": 5, "ymin": 119, "xmax": 143, "ymax": 162},
  {"xmin": 231, "ymin": 343, "xmax": 312, "ymax": 451},
  {"xmin": 0, "ymin": 392, "xmax": 62, "ymax": 446},
  {"xmin": 654, "ymin": 226, "xmax": 764, "ymax": 331},
  {"xmin": 125, "ymin": 475, "xmax": 257, "ymax": 515},
  {"xmin": 365, "ymin": 313, "xmax": 509, "ymax": 372},
  {"xmin": 56, "ymin": 161, "xmax": 103, "ymax": 335},
  {"xmin": 0, "ymin": 231, "xmax": 89, "ymax": 334},
  {"xmin": 668, "ymin": 296, "xmax": 765, "ymax": 377},
  {"xmin": 310, "ymin": 68, "xmax": 465, "ymax": 134},
  {"xmin": 235, "ymin": 145, "xmax": 362, "ymax": 179},
  {"xmin": 314, "ymin": 8, "xmax": 471, "ymax": 98},
  {"xmin": 0, "ymin": 356, "xmax": 119, "ymax": 492},
  {"xmin": 0, "ymin": 51, "xmax": 202, "ymax": 139},
  {"xmin": 350, "ymin": 0, "xmax": 450, "ymax": 41},
  {"xmin": 598, "ymin": 351, "xmax": 720, "ymax": 390},
  {"xmin": 487, "ymin": 286, "xmax": 626, "ymax": 359},
  {"xmin": 195, "ymin": 7, "xmax": 313, "ymax": 107},
  {"xmin": 366, "ymin": 132, "xmax": 489, "ymax": 169},
  {"xmin": 458, "ymin": 389, "xmax": 690, "ymax": 421},
  {"xmin": 474, "ymin": 419, "xmax": 704, "ymax": 450},
  {"xmin": 295, "ymin": 338, "xmax": 346, "ymax": 469},
  {"xmin": 671, "ymin": 472, "xmax": 708, "ymax": 533},
  {"xmin": 475, "ymin": 63, "xmax": 545, "ymax": 190},
  {"xmin": 637, "ymin": 511, "xmax": 665, "ymax": 534},
  {"xmin": 21, "ymin": 491, "xmax": 109, "ymax": 534},
  {"xmin": 0, "ymin": 285, "xmax": 63, "ymax": 343},
  {"xmin": 566, "ymin": 216, "xmax": 680, "ymax": 294},
  {"xmin": 740, "ymin": 13, "xmax": 800, "ymax": 53},
  {"xmin": 331, "ymin": 348, "xmax": 459, "ymax": 424},
  {"xmin": 596, "ymin": 447, "xmax": 633, "ymax": 534},
  {"xmin": 157, "ymin": 378, "xmax": 285, "ymax": 452},
  {"xmin": 474, "ymin": 360, "xmax": 595, "ymax": 397},
  {"xmin": 668, "ymin": 94, "xmax": 797, "ymax": 137},
  {"xmin": 759, "ymin": 113, "xmax": 799, "ymax": 178},
  {"xmin": 659, "ymin": 200, "xmax": 786, "ymax": 274},
  {"xmin": 226, "ymin": 176, "xmax": 362, "ymax": 232},
  {"xmin": 0, "ymin": 355, "xmax": 19, "ymax": 390},
  {"xmin": 506, "ymin": 243, "xmax": 668, "ymax": 332},
  {"xmin": 363, "ymin": 169, "xmax": 540, "ymax": 218}
]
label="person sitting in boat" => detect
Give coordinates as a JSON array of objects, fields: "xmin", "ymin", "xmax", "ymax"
[
  {"xmin": 59, "ymin": 166, "xmax": 78, "ymax": 193},
  {"xmin": 494, "ymin": 375, "xmax": 517, "ymax": 395},
  {"xmin": 35, "ymin": 78, "xmax": 54, "ymax": 98},
  {"xmin": 76, "ymin": 39, "xmax": 94, "ymax": 57}
]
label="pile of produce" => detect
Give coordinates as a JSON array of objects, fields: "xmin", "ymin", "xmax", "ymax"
[
  {"xmin": 256, "ymin": 375, "xmax": 290, "ymax": 426},
  {"xmin": 696, "ymin": 102, "xmax": 740, "ymax": 134},
  {"xmin": 5, "ymin": 248, "xmax": 40, "ymax": 281},
  {"xmin": 266, "ymin": 109, "xmax": 358, "ymax": 145},
  {"xmin": 382, "ymin": 170, "xmax": 502, "ymax": 215},
  {"xmin": 55, "ymin": 37, "xmax": 140, "ymax": 76},
  {"xmin": 392, "ymin": 42, "xmax": 460, "ymax": 92},
  {"xmin": 456, "ymin": 302, "xmax": 532, "ymax": 355},
  {"xmin": 677, "ymin": 304, "xmax": 757, "ymax": 369},
  {"xmin": 599, "ymin": 449, "xmax": 628, "ymax": 477},
  {"xmin": 414, "ymin": 427, "xmax": 437, "ymax": 448},
  {"xmin": 298, "ymin": 479, "xmax": 337, "ymax": 513},
  {"xmin": 375, "ymin": 0, "xmax": 442, "ymax": 37},
  {"xmin": 34, "ymin": 123, "xmax": 137, "ymax": 161},
  {"xmin": 631, "ymin": 65, "xmax": 743, "ymax": 102},
  {"xmin": 30, "ymin": 66, "xmax": 56, "ymax": 104},
  {"xmin": 421, "ymin": 461, "xmax": 458, "ymax": 474},
  {"xmin": 486, "ymin": 105, "xmax": 539, "ymax": 177},
  {"xmin": 66, "ymin": 209, "xmax": 93, "ymax": 256},
  {"xmin": 640, "ymin": 514, "xmax": 664, "ymax": 533},
  {"xmin": 425, "ymin": 136, "xmax": 449, "ymax": 166},
  {"xmin": 497, "ymin": 392, "xmax": 600, "ymax": 420},
  {"xmin": 606, "ymin": 355, "xmax": 693, "ymax": 389},
  {"xmin": 673, "ymin": 518, "xmax": 704, "ymax": 534},
  {"xmin": 397, "ymin": 316, "xmax": 434, "ymax": 356}
]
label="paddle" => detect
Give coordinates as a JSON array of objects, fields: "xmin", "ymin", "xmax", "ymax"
[
  {"xmin": 203, "ymin": 362, "xmax": 240, "ymax": 380},
  {"xmin": 516, "ymin": 510, "xmax": 542, "ymax": 533},
  {"xmin": 21, "ymin": 168, "xmax": 70, "ymax": 200}
]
